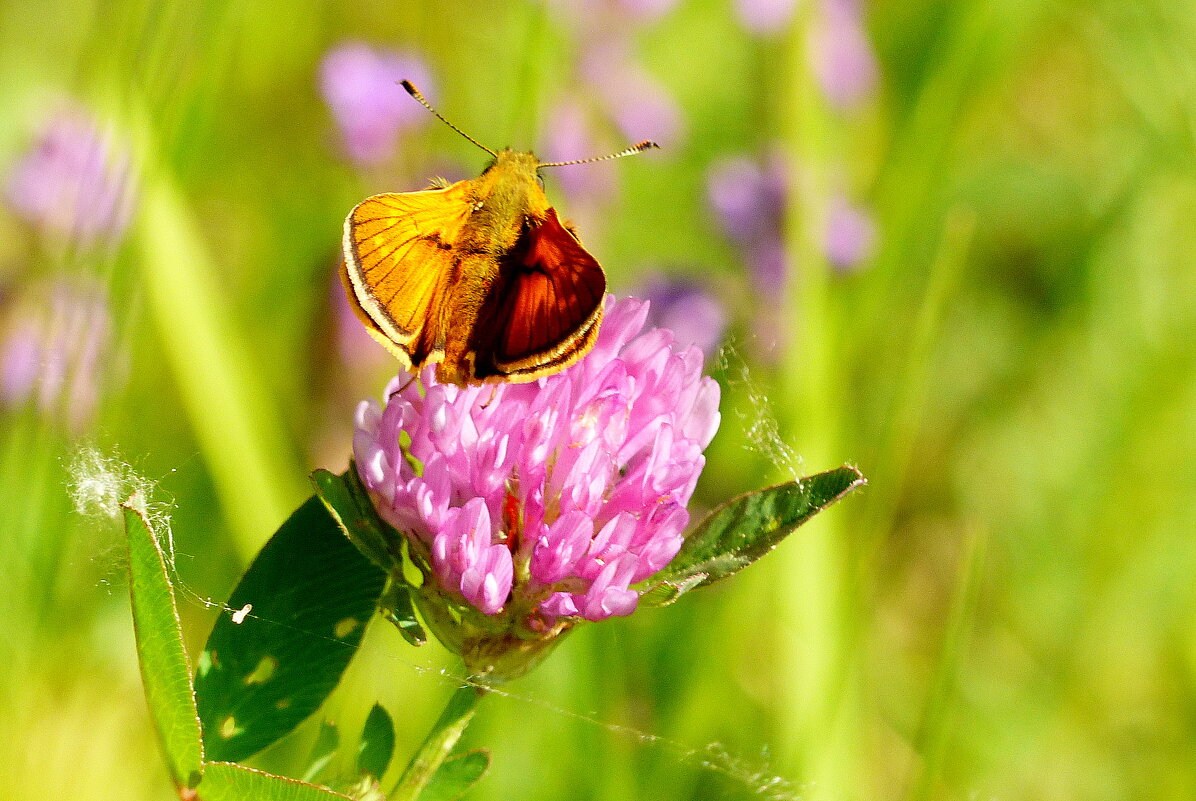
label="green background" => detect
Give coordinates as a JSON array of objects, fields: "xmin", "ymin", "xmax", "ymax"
[{"xmin": 1, "ymin": 0, "xmax": 1194, "ymax": 799}]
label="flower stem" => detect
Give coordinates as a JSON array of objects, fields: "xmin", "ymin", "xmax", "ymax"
[{"xmin": 390, "ymin": 683, "xmax": 486, "ymax": 801}]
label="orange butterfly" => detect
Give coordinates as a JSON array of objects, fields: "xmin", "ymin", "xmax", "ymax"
[{"xmin": 341, "ymin": 81, "xmax": 657, "ymax": 386}]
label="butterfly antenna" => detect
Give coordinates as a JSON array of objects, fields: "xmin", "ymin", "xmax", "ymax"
[
  {"xmin": 400, "ymin": 80, "xmax": 497, "ymax": 158},
  {"xmin": 537, "ymin": 140, "xmax": 660, "ymax": 168}
]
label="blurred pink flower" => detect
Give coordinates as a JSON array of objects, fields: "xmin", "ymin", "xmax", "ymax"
[
  {"xmin": 353, "ymin": 295, "xmax": 720, "ymax": 621},
  {"xmin": 0, "ymin": 278, "xmax": 113, "ymax": 431},
  {"xmin": 808, "ymin": 0, "xmax": 878, "ymax": 110},
  {"xmin": 5, "ymin": 103, "xmax": 136, "ymax": 247},
  {"xmin": 1, "ymin": 319, "xmax": 40, "ymax": 404},
  {"xmin": 733, "ymin": 0, "xmax": 798, "ymax": 34},
  {"xmin": 825, "ymin": 193, "xmax": 876, "ymax": 270},
  {"xmin": 538, "ymin": 42, "xmax": 680, "ymax": 224},
  {"xmin": 535, "ymin": 6, "xmax": 682, "ymax": 225},
  {"xmin": 319, "ymin": 41, "xmax": 434, "ymax": 167},
  {"xmin": 617, "ymin": 0, "xmax": 681, "ymax": 22}
]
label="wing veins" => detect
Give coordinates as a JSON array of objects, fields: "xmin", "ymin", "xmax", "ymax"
[{"xmin": 354, "ymin": 227, "xmax": 423, "ymax": 265}]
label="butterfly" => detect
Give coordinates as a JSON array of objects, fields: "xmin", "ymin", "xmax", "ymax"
[{"xmin": 341, "ymin": 81, "xmax": 657, "ymax": 386}]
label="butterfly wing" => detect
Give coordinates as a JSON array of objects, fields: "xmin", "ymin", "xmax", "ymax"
[
  {"xmin": 342, "ymin": 183, "xmax": 474, "ymax": 369},
  {"xmin": 486, "ymin": 208, "xmax": 606, "ymax": 379}
]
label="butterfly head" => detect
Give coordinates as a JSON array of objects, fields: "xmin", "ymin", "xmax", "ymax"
[{"xmin": 484, "ymin": 148, "xmax": 543, "ymax": 178}]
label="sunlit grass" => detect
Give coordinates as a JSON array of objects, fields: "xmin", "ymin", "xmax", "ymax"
[{"xmin": 1, "ymin": 0, "xmax": 1194, "ymax": 799}]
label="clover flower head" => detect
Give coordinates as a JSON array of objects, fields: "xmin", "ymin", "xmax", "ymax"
[{"xmin": 353, "ymin": 295, "xmax": 720, "ymax": 625}]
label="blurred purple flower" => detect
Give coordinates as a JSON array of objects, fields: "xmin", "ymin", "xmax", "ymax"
[
  {"xmin": 707, "ymin": 150, "xmax": 796, "ymax": 359},
  {"xmin": 808, "ymin": 0, "xmax": 878, "ymax": 110},
  {"xmin": 706, "ymin": 153, "xmax": 788, "ymax": 248},
  {"xmin": 0, "ymin": 278, "xmax": 112, "ymax": 431},
  {"xmin": 733, "ymin": 0, "xmax": 798, "ymax": 34},
  {"xmin": 707, "ymin": 150, "xmax": 792, "ymax": 294},
  {"xmin": 5, "ymin": 104, "xmax": 136, "ymax": 247},
  {"xmin": 540, "ymin": 96, "xmax": 617, "ymax": 208},
  {"xmin": 825, "ymin": 193, "xmax": 876, "ymax": 270},
  {"xmin": 635, "ymin": 274, "xmax": 728, "ymax": 359},
  {"xmin": 1, "ymin": 319, "xmax": 40, "ymax": 404},
  {"xmin": 580, "ymin": 39, "xmax": 684, "ymax": 147},
  {"xmin": 546, "ymin": 0, "xmax": 681, "ymax": 26},
  {"xmin": 319, "ymin": 41, "xmax": 434, "ymax": 167},
  {"xmin": 354, "ymin": 295, "xmax": 720, "ymax": 622}
]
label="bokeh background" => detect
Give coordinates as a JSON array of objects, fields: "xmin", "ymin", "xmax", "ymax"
[{"xmin": 2, "ymin": 0, "xmax": 1195, "ymax": 799}]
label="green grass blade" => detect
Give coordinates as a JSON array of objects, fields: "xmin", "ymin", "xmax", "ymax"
[
  {"xmin": 123, "ymin": 500, "xmax": 204, "ymax": 791},
  {"xmin": 301, "ymin": 721, "xmax": 340, "ymax": 785},
  {"xmin": 133, "ymin": 146, "xmax": 303, "ymax": 559},
  {"xmin": 908, "ymin": 527, "xmax": 988, "ymax": 801}
]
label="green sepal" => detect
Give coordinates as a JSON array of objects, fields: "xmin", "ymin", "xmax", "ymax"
[
  {"xmin": 379, "ymin": 577, "xmax": 427, "ymax": 646},
  {"xmin": 313, "ymin": 466, "xmax": 427, "ymax": 646}
]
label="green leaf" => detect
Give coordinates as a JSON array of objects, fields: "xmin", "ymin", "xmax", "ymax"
[
  {"xmin": 312, "ymin": 466, "xmax": 403, "ymax": 573},
  {"xmin": 314, "ymin": 466, "xmax": 426, "ymax": 646},
  {"xmin": 198, "ymin": 762, "xmax": 353, "ymax": 801},
  {"xmin": 635, "ymin": 573, "xmax": 707, "ymax": 608},
  {"xmin": 358, "ymin": 703, "xmax": 396, "ymax": 781},
  {"xmin": 649, "ymin": 466, "xmax": 866, "ymax": 596},
  {"xmin": 194, "ymin": 495, "xmax": 387, "ymax": 763},
  {"xmin": 301, "ymin": 721, "xmax": 339, "ymax": 784},
  {"xmin": 418, "ymin": 749, "xmax": 490, "ymax": 801},
  {"xmin": 123, "ymin": 500, "xmax": 204, "ymax": 790}
]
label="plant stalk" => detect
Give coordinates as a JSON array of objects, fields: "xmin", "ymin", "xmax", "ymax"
[{"xmin": 390, "ymin": 682, "xmax": 486, "ymax": 801}]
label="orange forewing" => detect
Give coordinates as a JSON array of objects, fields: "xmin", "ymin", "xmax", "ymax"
[
  {"xmin": 341, "ymin": 184, "xmax": 473, "ymax": 370},
  {"xmin": 490, "ymin": 209, "xmax": 605, "ymax": 376}
]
